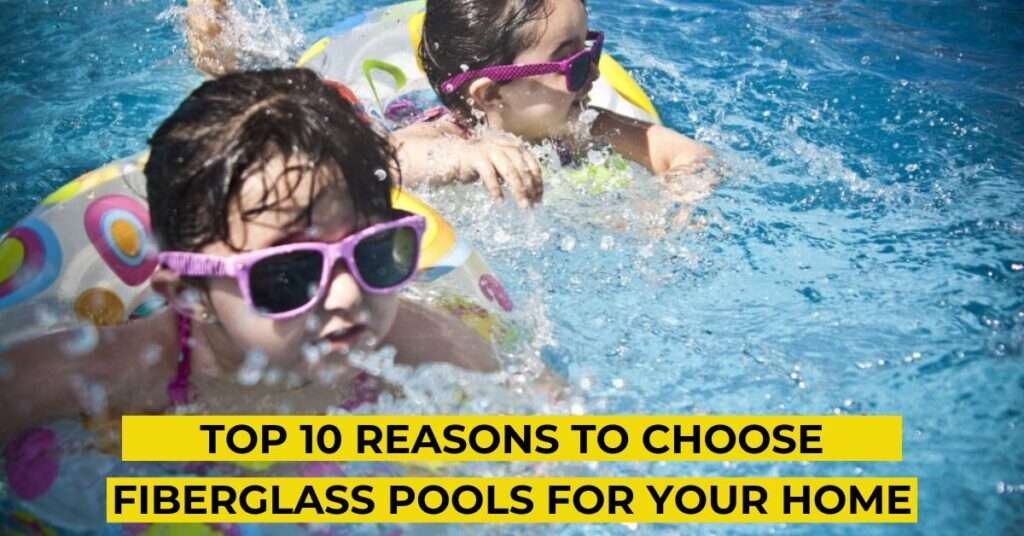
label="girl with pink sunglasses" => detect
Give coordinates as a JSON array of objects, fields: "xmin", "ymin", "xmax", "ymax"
[
  {"xmin": 394, "ymin": 0, "xmax": 716, "ymax": 210},
  {"xmin": 0, "ymin": 68, "xmax": 499, "ymax": 443},
  {"xmin": 184, "ymin": 0, "xmax": 715, "ymax": 213}
]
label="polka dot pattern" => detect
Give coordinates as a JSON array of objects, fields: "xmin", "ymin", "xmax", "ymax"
[
  {"xmin": 0, "ymin": 219, "xmax": 62, "ymax": 311},
  {"xmin": 83, "ymin": 195, "xmax": 158, "ymax": 286},
  {"xmin": 73, "ymin": 287, "xmax": 126, "ymax": 326}
]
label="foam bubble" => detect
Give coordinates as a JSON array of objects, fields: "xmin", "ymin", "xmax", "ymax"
[{"xmin": 61, "ymin": 324, "xmax": 99, "ymax": 356}]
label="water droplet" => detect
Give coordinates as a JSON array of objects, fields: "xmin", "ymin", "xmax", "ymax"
[
  {"xmin": 71, "ymin": 376, "xmax": 108, "ymax": 415},
  {"xmin": 263, "ymin": 368, "xmax": 282, "ymax": 386},
  {"xmin": 302, "ymin": 343, "xmax": 322, "ymax": 365},
  {"xmin": 579, "ymin": 377, "xmax": 593, "ymax": 391},
  {"xmin": 559, "ymin": 235, "xmax": 576, "ymax": 252},
  {"xmin": 586, "ymin": 148, "xmax": 607, "ymax": 166},
  {"xmin": 317, "ymin": 365, "xmax": 343, "ymax": 385},
  {"xmin": 305, "ymin": 315, "xmax": 322, "ymax": 333},
  {"xmin": 860, "ymin": 55, "xmax": 871, "ymax": 65},
  {"xmin": 62, "ymin": 324, "xmax": 99, "ymax": 356},
  {"xmin": 905, "ymin": 163, "xmax": 919, "ymax": 173},
  {"xmin": 237, "ymin": 350, "xmax": 269, "ymax": 385},
  {"xmin": 459, "ymin": 64, "xmax": 469, "ymax": 72},
  {"xmin": 611, "ymin": 377, "xmax": 625, "ymax": 389},
  {"xmin": 180, "ymin": 288, "xmax": 202, "ymax": 306},
  {"xmin": 355, "ymin": 310, "xmax": 371, "ymax": 324},
  {"xmin": 374, "ymin": 168, "xmax": 388, "ymax": 181},
  {"xmin": 141, "ymin": 344, "xmax": 162, "ymax": 366},
  {"xmin": 600, "ymin": 235, "xmax": 615, "ymax": 251},
  {"xmin": 570, "ymin": 399, "xmax": 586, "ymax": 415}
]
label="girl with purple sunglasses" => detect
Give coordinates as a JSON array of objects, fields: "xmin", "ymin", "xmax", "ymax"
[
  {"xmin": 394, "ymin": 0, "xmax": 716, "ymax": 211},
  {"xmin": 184, "ymin": 0, "xmax": 715, "ymax": 214},
  {"xmin": 0, "ymin": 68, "xmax": 499, "ymax": 443}
]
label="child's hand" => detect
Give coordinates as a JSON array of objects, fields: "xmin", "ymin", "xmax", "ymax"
[
  {"xmin": 452, "ymin": 132, "xmax": 543, "ymax": 208},
  {"xmin": 662, "ymin": 160, "xmax": 722, "ymax": 230},
  {"xmin": 185, "ymin": 0, "xmax": 236, "ymax": 77}
]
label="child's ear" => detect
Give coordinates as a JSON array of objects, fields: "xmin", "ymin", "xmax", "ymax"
[
  {"xmin": 150, "ymin": 269, "xmax": 217, "ymax": 324},
  {"xmin": 466, "ymin": 78, "xmax": 503, "ymax": 112}
]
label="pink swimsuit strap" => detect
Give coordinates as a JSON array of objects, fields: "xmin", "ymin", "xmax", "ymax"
[{"xmin": 167, "ymin": 314, "xmax": 192, "ymax": 405}]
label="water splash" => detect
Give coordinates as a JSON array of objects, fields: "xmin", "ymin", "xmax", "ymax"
[{"xmin": 162, "ymin": 0, "xmax": 305, "ymax": 70}]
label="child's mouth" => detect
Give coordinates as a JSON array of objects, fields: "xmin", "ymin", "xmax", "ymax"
[{"xmin": 319, "ymin": 325, "xmax": 368, "ymax": 354}]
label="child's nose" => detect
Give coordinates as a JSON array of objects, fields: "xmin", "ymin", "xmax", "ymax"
[{"xmin": 321, "ymin": 263, "xmax": 364, "ymax": 313}]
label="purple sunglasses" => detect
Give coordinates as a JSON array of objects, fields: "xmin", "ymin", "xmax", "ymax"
[
  {"xmin": 157, "ymin": 212, "xmax": 426, "ymax": 320},
  {"xmin": 441, "ymin": 31, "xmax": 604, "ymax": 95}
]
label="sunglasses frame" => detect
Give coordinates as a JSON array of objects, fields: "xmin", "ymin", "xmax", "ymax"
[
  {"xmin": 441, "ymin": 31, "xmax": 604, "ymax": 95},
  {"xmin": 157, "ymin": 212, "xmax": 426, "ymax": 320}
]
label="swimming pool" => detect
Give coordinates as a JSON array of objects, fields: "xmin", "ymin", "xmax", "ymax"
[{"xmin": 1, "ymin": 0, "xmax": 1022, "ymax": 534}]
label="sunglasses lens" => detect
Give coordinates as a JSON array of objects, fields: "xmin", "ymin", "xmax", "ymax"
[
  {"xmin": 354, "ymin": 225, "xmax": 419, "ymax": 290},
  {"xmin": 568, "ymin": 55, "xmax": 592, "ymax": 92},
  {"xmin": 249, "ymin": 250, "xmax": 324, "ymax": 314}
]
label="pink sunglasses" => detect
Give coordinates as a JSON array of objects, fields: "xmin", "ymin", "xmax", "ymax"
[
  {"xmin": 441, "ymin": 31, "xmax": 604, "ymax": 95},
  {"xmin": 157, "ymin": 212, "xmax": 426, "ymax": 320}
]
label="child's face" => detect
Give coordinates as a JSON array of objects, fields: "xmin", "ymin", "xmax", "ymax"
[
  {"xmin": 199, "ymin": 156, "xmax": 400, "ymax": 380},
  {"xmin": 493, "ymin": 0, "xmax": 595, "ymax": 141}
]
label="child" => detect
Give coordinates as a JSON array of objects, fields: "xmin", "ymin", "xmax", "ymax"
[
  {"xmin": 403, "ymin": 0, "xmax": 715, "ymax": 210},
  {"xmin": 0, "ymin": 68, "xmax": 498, "ymax": 444},
  {"xmin": 183, "ymin": 0, "xmax": 714, "ymax": 212}
]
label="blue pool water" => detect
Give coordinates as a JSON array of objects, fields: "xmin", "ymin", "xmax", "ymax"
[{"xmin": 1, "ymin": 0, "xmax": 1022, "ymax": 534}]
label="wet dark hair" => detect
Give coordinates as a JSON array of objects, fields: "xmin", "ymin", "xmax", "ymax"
[
  {"xmin": 145, "ymin": 68, "xmax": 397, "ymax": 252},
  {"xmin": 420, "ymin": 0, "xmax": 586, "ymax": 118}
]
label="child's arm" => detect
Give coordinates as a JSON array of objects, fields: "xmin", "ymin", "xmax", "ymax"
[
  {"xmin": 390, "ymin": 122, "xmax": 543, "ymax": 208},
  {"xmin": 589, "ymin": 107, "xmax": 713, "ymax": 175},
  {"xmin": 184, "ymin": 0, "xmax": 237, "ymax": 77},
  {"xmin": 0, "ymin": 313, "xmax": 177, "ymax": 443}
]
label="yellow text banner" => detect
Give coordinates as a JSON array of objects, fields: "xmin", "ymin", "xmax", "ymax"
[
  {"xmin": 107, "ymin": 477, "xmax": 917, "ymax": 524},
  {"xmin": 121, "ymin": 415, "xmax": 901, "ymax": 462}
]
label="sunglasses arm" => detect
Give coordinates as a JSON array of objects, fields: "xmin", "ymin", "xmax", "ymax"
[{"xmin": 157, "ymin": 252, "xmax": 237, "ymax": 278}]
